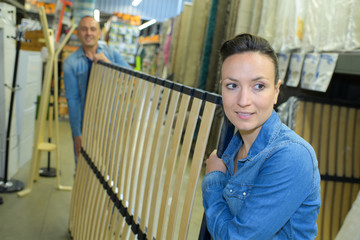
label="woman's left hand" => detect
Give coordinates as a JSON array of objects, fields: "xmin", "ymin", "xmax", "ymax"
[{"xmin": 205, "ymin": 149, "xmax": 227, "ymax": 174}]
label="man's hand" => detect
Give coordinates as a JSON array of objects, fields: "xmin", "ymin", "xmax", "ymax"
[
  {"xmin": 74, "ymin": 136, "xmax": 82, "ymax": 157},
  {"xmin": 205, "ymin": 149, "xmax": 227, "ymax": 174},
  {"xmin": 93, "ymin": 52, "xmax": 111, "ymax": 63}
]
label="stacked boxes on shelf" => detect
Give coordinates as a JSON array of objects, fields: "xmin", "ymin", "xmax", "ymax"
[{"xmin": 108, "ymin": 21, "xmax": 140, "ymax": 65}]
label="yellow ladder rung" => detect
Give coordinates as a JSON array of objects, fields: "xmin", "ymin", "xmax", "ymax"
[{"xmin": 38, "ymin": 142, "xmax": 57, "ymax": 151}]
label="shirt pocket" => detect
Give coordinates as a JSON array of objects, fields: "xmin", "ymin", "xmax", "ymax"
[{"xmin": 223, "ymin": 183, "xmax": 252, "ymax": 216}]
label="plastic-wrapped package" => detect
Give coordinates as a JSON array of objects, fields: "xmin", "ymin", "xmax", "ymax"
[
  {"xmin": 311, "ymin": 53, "xmax": 339, "ymax": 92},
  {"xmin": 345, "ymin": 0, "xmax": 360, "ymax": 50},
  {"xmin": 300, "ymin": 53, "xmax": 320, "ymax": 90},
  {"xmin": 277, "ymin": 52, "xmax": 291, "ymax": 83},
  {"xmin": 248, "ymin": 0, "xmax": 263, "ymax": 35},
  {"xmin": 277, "ymin": 96, "xmax": 299, "ymax": 130},
  {"xmin": 282, "ymin": 0, "xmax": 307, "ymax": 51},
  {"xmin": 286, "ymin": 53, "xmax": 305, "ymax": 87},
  {"xmin": 257, "ymin": 0, "xmax": 278, "ymax": 46},
  {"xmin": 302, "ymin": 0, "xmax": 320, "ymax": 52},
  {"xmin": 272, "ymin": 0, "xmax": 290, "ymax": 52},
  {"xmin": 234, "ymin": 0, "xmax": 254, "ymax": 34},
  {"xmin": 317, "ymin": 0, "xmax": 351, "ymax": 51}
]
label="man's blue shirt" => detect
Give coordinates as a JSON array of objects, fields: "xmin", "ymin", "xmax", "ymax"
[
  {"xmin": 202, "ymin": 110, "xmax": 321, "ymax": 239},
  {"xmin": 63, "ymin": 44, "xmax": 130, "ymax": 137}
]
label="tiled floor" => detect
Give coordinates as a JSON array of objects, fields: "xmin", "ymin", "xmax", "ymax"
[
  {"xmin": 0, "ymin": 120, "xmax": 205, "ymax": 240},
  {"xmin": 0, "ymin": 121, "xmax": 76, "ymax": 240}
]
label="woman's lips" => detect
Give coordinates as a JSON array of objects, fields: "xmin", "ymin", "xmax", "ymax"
[{"xmin": 236, "ymin": 112, "xmax": 253, "ymax": 120}]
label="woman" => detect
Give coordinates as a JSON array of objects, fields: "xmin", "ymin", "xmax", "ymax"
[{"xmin": 202, "ymin": 33, "xmax": 321, "ymax": 239}]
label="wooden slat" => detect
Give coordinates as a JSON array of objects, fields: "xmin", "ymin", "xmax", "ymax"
[
  {"xmin": 68, "ymin": 63, "xmax": 97, "ymax": 233},
  {"xmin": 114, "ymin": 83, "xmax": 162, "ymax": 239},
  {"xmin": 92, "ymin": 68, "xmax": 118, "ymax": 239},
  {"xmin": 107, "ymin": 72, "xmax": 134, "ymax": 238},
  {"xmin": 339, "ymin": 108, "xmax": 356, "ymax": 227},
  {"xmin": 332, "ymin": 182, "xmax": 343, "ymax": 238},
  {"xmin": 354, "ymin": 109, "xmax": 360, "ymax": 179},
  {"xmin": 322, "ymin": 180, "xmax": 334, "ymax": 240},
  {"xmin": 303, "ymin": 101, "xmax": 314, "ymax": 143},
  {"xmin": 311, "ymin": 103, "xmax": 322, "ymax": 156},
  {"xmin": 118, "ymin": 79, "xmax": 148, "ymax": 238},
  {"xmin": 328, "ymin": 105, "xmax": 339, "ymax": 176},
  {"xmin": 99, "ymin": 71, "xmax": 126, "ymax": 240},
  {"xmin": 331, "ymin": 106, "xmax": 348, "ymax": 237},
  {"xmin": 319, "ymin": 104, "xmax": 331, "ymax": 176},
  {"xmin": 87, "ymin": 68, "xmax": 114, "ymax": 239},
  {"xmin": 345, "ymin": 108, "xmax": 356, "ymax": 178},
  {"xmin": 82, "ymin": 66, "xmax": 112, "ymax": 240},
  {"xmin": 156, "ymin": 94, "xmax": 191, "ymax": 240},
  {"xmin": 341, "ymin": 183, "xmax": 353, "ymax": 227},
  {"xmin": 138, "ymin": 86, "xmax": 171, "ymax": 235},
  {"xmin": 166, "ymin": 97, "xmax": 203, "ymax": 239},
  {"xmin": 147, "ymin": 90, "xmax": 181, "ymax": 239},
  {"xmin": 119, "ymin": 80, "xmax": 155, "ymax": 239},
  {"xmin": 336, "ymin": 106, "xmax": 347, "ymax": 177},
  {"xmin": 103, "ymin": 71, "xmax": 130, "ymax": 239},
  {"xmin": 179, "ymin": 101, "xmax": 217, "ymax": 239},
  {"xmin": 294, "ymin": 101, "xmax": 304, "ymax": 137},
  {"xmin": 316, "ymin": 181, "xmax": 326, "ymax": 240},
  {"xmin": 74, "ymin": 64, "xmax": 105, "ymax": 239},
  {"xmin": 113, "ymin": 74, "xmax": 139, "ymax": 239}
]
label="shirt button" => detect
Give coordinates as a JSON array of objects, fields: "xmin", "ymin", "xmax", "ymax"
[
  {"xmin": 243, "ymin": 192, "xmax": 246, "ymax": 196},
  {"xmin": 229, "ymin": 189, "xmax": 233, "ymax": 193}
]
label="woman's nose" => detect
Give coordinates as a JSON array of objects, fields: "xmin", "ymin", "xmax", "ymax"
[{"xmin": 237, "ymin": 88, "xmax": 251, "ymax": 107}]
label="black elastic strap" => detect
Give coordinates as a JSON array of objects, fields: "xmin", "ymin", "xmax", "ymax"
[{"xmin": 80, "ymin": 148, "xmax": 148, "ymax": 240}]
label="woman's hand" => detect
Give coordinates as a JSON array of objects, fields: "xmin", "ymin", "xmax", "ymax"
[{"xmin": 205, "ymin": 149, "xmax": 227, "ymax": 174}]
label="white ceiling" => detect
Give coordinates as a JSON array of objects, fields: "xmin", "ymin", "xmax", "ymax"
[{"xmin": 95, "ymin": 0, "xmax": 190, "ymax": 22}]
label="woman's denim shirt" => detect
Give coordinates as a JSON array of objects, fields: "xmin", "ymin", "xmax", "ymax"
[
  {"xmin": 202, "ymin": 110, "xmax": 321, "ymax": 239},
  {"xmin": 63, "ymin": 44, "xmax": 130, "ymax": 137}
]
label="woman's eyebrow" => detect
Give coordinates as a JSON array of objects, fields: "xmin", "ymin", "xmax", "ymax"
[{"xmin": 224, "ymin": 76, "xmax": 267, "ymax": 82}]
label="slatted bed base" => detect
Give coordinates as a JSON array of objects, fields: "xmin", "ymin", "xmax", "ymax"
[
  {"xmin": 68, "ymin": 62, "xmax": 222, "ymax": 240},
  {"xmin": 293, "ymin": 100, "xmax": 360, "ymax": 240}
]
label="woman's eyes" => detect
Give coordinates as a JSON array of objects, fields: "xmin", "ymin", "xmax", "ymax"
[
  {"xmin": 225, "ymin": 82, "xmax": 266, "ymax": 90},
  {"xmin": 226, "ymin": 83, "xmax": 237, "ymax": 89},
  {"xmin": 254, "ymin": 83, "xmax": 265, "ymax": 90}
]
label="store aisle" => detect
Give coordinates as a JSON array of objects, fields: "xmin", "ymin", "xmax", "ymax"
[{"xmin": 0, "ymin": 121, "xmax": 74, "ymax": 240}]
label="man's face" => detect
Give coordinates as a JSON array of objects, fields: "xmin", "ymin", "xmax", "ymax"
[{"xmin": 77, "ymin": 17, "xmax": 100, "ymax": 48}]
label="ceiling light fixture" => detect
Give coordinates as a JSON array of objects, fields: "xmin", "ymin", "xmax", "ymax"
[
  {"xmin": 132, "ymin": 0, "xmax": 142, "ymax": 7},
  {"xmin": 94, "ymin": 9, "xmax": 100, "ymax": 22},
  {"xmin": 138, "ymin": 19, "xmax": 157, "ymax": 30}
]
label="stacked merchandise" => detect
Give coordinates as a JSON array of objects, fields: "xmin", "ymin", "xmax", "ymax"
[
  {"xmin": 137, "ymin": 35, "xmax": 160, "ymax": 75},
  {"xmin": 108, "ymin": 20, "xmax": 140, "ymax": 65},
  {"xmin": 157, "ymin": 0, "xmax": 360, "ymax": 93}
]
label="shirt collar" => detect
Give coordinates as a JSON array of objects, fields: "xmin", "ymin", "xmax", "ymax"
[
  {"xmin": 221, "ymin": 110, "xmax": 281, "ymax": 171},
  {"xmin": 246, "ymin": 110, "xmax": 282, "ymax": 160},
  {"xmin": 77, "ymin": 43, "xmax": 104, "ymax": 58}
]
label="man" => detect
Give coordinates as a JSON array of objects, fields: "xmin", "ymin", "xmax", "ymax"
[{"xmin": 63, "ymin": 16, "xmax": 130, "ymax": 165}]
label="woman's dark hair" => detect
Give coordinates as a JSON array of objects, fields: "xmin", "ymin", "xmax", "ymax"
[{"xmin": 220, "ymin": 33, "xmax": 279, "ymax": 84}]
